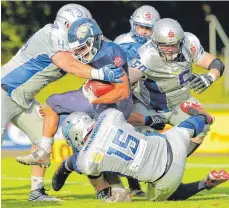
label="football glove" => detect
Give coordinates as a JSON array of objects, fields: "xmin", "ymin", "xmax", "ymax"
[
  {"xmin": 91, "ymin": 64, "xmax": 125, "ymax": 83},
  {"xmin": 190, "ymin": 74, "xmax": 214, "ymax": 94},
  {"xmin": 82, "ymin": 81, "xmax": 97, "ymax": 104},
  {"xmin": 144, "ymin": 115, "xmax": 166, "ymax": 130}
]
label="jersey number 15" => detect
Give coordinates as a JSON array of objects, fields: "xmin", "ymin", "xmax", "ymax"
[{"xmin": 106, "ymin": 129, "xmax": 139, "ymax": 161}]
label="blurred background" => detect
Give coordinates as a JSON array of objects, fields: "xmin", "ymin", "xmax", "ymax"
[{"xmin": 1, "ymin": 1, "xmax": 229, "ymax": 155}]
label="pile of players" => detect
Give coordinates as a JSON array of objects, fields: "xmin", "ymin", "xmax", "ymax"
[{"xmin": 1, "ymin": 3, "xmax": 228, "ymax": 202}]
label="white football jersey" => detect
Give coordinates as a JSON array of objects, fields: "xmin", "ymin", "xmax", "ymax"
[
  {"xmin": 1, "ymin": 23, "xmax": 69, "ymax": 108},
  {"xmin": 130, "ymin": 32, "xmax": 204, "ymax": 111},
  {"xmin": 76, "ymin": 108, "xmax": 168, "ymax": 182}
]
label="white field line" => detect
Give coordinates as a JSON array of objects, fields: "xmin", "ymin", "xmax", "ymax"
[
  {"xmin": 1, "ymin": 163, "xmax": 229, "ymax": 182},
  {"xmin": 1, "ymin": 176, "xmax": 91, "ymax": 185},
  {"xmin": 186, "ymin": 163, "xmax": 229, "ymax": 168}
]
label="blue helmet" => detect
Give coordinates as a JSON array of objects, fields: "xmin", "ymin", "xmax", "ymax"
[{"xmin": 68, "ymin": 18, "xmax": 103, "ymax": 64}]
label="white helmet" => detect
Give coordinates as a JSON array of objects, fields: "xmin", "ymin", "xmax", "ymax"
[
  {"xmin": 130, "ymin": 5, "xmax": 160, "ymax": 44},
  {"xmin": 62, "ymin": 112, "xmax": 95, "ymax": 149},
  {"xmin": 151, "ymin": 18, "xmax": 185, "ymax": 62},
  {"xmin": 55, "ymin": 4, "xmax": 92, "ymax": 30}
]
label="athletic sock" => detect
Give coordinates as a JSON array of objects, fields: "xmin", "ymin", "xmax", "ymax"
[
  {"xmin": 127, "ymin": 177, "xmax": 141, "ymax": 190},
  {"xmin": 40, "ymin": 137, "xmax": 54, "ymax": 153},
  {"xmin": 167, "ymin": 181, "xmax": 206, "ymax": 201},
  {"xmin": 31, "ymin": 176, "xmax": 44, "ymax": 191}
]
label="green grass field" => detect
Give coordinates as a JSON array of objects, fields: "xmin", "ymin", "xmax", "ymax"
[{"xmin": 1, "ymin": 154, "xmax": 229, "ymax": 208}]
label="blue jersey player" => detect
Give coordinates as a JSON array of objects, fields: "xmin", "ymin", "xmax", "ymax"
[{"xmin": 16, "ymin": 18, "xmax": 132, "ymax": 195}]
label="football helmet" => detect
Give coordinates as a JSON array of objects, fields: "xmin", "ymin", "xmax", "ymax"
[
  {"xmin": 151, "ymin": 18, "xmax": 185, "ymax": 62},
  {"xmin": 62, "ymin": 112, "xmax": 95, "ymax": 149},
  {"xmin": 55, "ymin": 4, "xmax": 92, "ymax": 30},
  {"xmin": 68, "ymin": 18, "xmax": 103, "ymax": 64},
  {"xmin": 130, "ymin": 5, "xmax": 160, "ymax": 44}
]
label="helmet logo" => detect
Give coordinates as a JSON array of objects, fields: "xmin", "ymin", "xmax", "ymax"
[
  {"xmin": 166, "ymin": 30, "xmax": 176, "ymax": 43},
  {"xmin": 168, "ymin": 31, "xmax": 175, "ymax": 38},
  {"xmin": 114, "ymin": 56, "xmax": 123, "ymax": 67},
  {"xmin": 190, "ymin": 43, "xmax": 197, "ymax": 54},
  {"xmin": 76, "ymin": 24, "xmax": 91, "ymax": 39},
  {"xmin": 143, "ymin": 11, "xmax": 152, "ymax": 20},
  {"xmin": 66, "ymin": 8, "xmax": 83, "ymax": 18}
]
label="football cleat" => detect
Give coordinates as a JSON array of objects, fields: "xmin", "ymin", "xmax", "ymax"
[
  {"xmin": 180, "ymin": 101, "xmax": 214, "ymax": 124},
  {"xmin": 52, "ymin": 160, "xmax": 72, "ymax": 191},
  {"xmin": 204, "ymin": 169, "xmax": 229, "ymax": 190},
  {"xmin": 28, "ymin": 187, "xmax": 62, "ymax": 201},
  {"xmin": 16, "ymin": 147, "xmax": 50, "ymax": 168}
]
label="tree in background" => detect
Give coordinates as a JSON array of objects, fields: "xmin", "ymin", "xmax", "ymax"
[{"xmin": 1, "ymin": 1, "xmax": 51, "ymax": 64}]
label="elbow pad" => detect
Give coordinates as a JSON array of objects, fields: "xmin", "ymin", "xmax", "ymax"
[{"xmin": 208, "ymin": 58, "xmax": 225, "ymax": 76}]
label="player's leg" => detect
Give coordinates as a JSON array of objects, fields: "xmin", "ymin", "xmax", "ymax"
[
  {"xmin": 169, "ymin": 97, "xmax": 210, "ymax": 156},
  {"xmin": 168, "ymin": 169, "xmax": 229, "ymax": 201},
  {"xmin": 12, "ymin": 101, "xmax": 60, "ymax": 201},
  {"xmin": 93, "ymin": 93, "xmax": 133, "ymax": 120},
  {"xmin": 1, "ymin": 88, "xmax": 24, "ymax": 142},
  {"xmin": 16, "ymin": 90, "xmax": 95, "ymax": 166},
  {"xmin": 148, "ymin": 105, "xmax": 214, "ymax": 201},
  {"xmin": 52, "ymin": 156, "xmax": 132, "ymax": 202}
]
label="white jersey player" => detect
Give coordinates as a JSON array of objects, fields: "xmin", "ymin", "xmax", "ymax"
[
  {"xmin": 1, "ymin": 4, "xmax": 124, "ymax": 201},
  {"xmin": 125, "ymin": 18, "xmax": 225, "ymax": 156},
  {"xmin": 51, "ymin": 102, "xmax": 225, "ymax": 202}
]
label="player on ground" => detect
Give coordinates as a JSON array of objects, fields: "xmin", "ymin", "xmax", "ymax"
[
  {"xmin": 51, "ymin": 102, "xmax": 229, "ymax": 202},
  {"xmin": 125, "ymin": 18, "xmax": 225, "ymax": 156},
  {"xmin": 114, "ymin": 5, "xmax": 161, "ymax": 196},
  {"xmin": 1, "ymin": 4, "xmax": 124, "ymax": 201}
]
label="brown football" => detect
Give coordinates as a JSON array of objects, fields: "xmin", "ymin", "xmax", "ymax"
[{"xmin": 85, "ymin": 80, "xmax": 114, "ymax": 97}]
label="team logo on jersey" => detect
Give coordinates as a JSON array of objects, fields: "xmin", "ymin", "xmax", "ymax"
[
  {"xmin": 90, "ymin": 151, "xmax": 104, "ymax": 163},
  {"xmin": 114, "ymin": 56, "xmax": 123, "ymax": 67},
  {"xmin": 143, "ymin": 11, "xmax": 152, "ymax": 20},
  {"xmin": 170, "ymin": 65, "xmax": 182, "ymax": 75},
  {"xmin": 76, "ymin": 24, "xmax": 90, "ymax": 39}
]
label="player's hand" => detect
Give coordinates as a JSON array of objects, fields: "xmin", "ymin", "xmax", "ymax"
[
  {"xmin": 190, "ymin": 74, "xmax": 214, "ymax": 94},
  {"xmin": 91, "ymin": 64, "xmax": 125, "ymax": 83},
  {"xmin": 82, "ymin": 82, "xmax": 97, "ymax": 104},
  {"xmin": 144, "ymin": 115, "xmax": 166, "ymax": 130}
]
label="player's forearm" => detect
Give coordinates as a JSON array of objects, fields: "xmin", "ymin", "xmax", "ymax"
[
  {"xmin": 52, "ymin": 51, "xmax": 93, "ymax": 79},
  {"xmin": 67, "ymin": 62, "xmax": 92, "ymax": 78},
  {"xmin": 92, "ymin": 88, "xmax": 129, "ymax": 104},
  {"xmin": 127, "ymin": 112, "xmax": 145, "ymax": 125},
  {"xmin": 93, "ymin": 75, "xmax": 130, "ymax": 104}
]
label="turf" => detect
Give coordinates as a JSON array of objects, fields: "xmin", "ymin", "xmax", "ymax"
[{"xmin": 1, "ymin": 155, "xmax": 229, "ymax": 208}]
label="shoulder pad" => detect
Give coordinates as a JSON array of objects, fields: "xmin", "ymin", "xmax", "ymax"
[
  {"xmin": 114, "ymin": 32, "xmax": 136, "ymax": 45},
  {"xmin": 184, "ymin": 32, "xmax": 202, "ymax": 55}
]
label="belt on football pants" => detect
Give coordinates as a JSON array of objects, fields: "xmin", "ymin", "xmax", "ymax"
[{"xmin": 154, "ymin": 139, "xmax": 173, "ymax": 182}]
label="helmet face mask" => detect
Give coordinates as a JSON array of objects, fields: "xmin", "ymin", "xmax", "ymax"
[
  {"xmin": 130, "ymin": 5, "xmax": 160, "ymax": 44},
  {"xmin": 152, "ymin": 18, "xmax": 185, "ymax": 62},
  {"xmin": 157, "ymin": 40, "xmax": 184, "ymax": 62},
  {"xmin": 72, "ymin": 37, "xmax": 98, "ymax": 64},
  {"xmin": 68, "ymin": 18, "xmax": 103, "ymax": 64}
]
